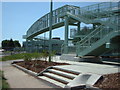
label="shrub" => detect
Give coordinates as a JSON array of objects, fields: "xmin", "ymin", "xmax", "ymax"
[
  {"xmin": 32, "ymin": 52, "xmax": 42, "ymax": 67},
  {"xmin": 23, "ymin": 53, "xmax": 32, "ymax": 61},
  {"xmin": 41, "ymin": 50, "xmax": 49, "ymax": 62},
  {"xmin": 50, "ymin": 51, "xmax": 56, "ymax": 57},
  {"xmin": 32, "ymin": 52, "xmax": 42, "ymax": 60}
]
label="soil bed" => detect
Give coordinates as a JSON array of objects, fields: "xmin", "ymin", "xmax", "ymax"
[
  {"xmin": 13, "ymin": 60, "xmax": 70, "ymax": 73},
  {"xmin": 94, "ymin": 73, "xmax": 120, "ymax": 89}
]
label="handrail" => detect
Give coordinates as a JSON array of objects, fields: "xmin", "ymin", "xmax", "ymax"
[
  {"xmin": 76, "ymin": 25, "xmax": 118, "ymax": 52},
  {"xmin": 77, "ymin": 25, "xmax": 103, "ymax": 44}
]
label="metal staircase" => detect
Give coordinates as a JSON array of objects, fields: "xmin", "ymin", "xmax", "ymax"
[
  {"xmin": 65, "ymin": 2, "xmax": 120, "ymax": 56},
  {"xmin": 76, "ymin": 25, "xmax": 119, "ymax": 56}
]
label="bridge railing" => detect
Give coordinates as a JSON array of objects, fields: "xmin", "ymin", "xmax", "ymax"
[
  {"xmin": 26, "ymin": 5, "xmax": 80, "ymax": 38},
  {"xmin": 80, "ymin": 2, "xmax": 119, "ymax": 19}
]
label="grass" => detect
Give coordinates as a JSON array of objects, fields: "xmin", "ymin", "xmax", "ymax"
[
  {"xmin": 1, "ymin": 51, "xmax": 56, "ymax": 62},
  {"xmin": 1, "ymin": 53, "xmax": 26, "ymax": 61},
  {"xmin": 0, "ymin": 70, "xmax": 10, "ymax": 89}
]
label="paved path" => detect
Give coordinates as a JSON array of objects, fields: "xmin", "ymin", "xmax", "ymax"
[{"xmin": 1, "ymin": 60, "xmax": 59, "ymax": 88}]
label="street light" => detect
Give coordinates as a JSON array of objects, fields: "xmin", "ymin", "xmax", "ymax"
[{"xmin": 49, "ymin": 0, "xmax": 53, "ymax": 62}]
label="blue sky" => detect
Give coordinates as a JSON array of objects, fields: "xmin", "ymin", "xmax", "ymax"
[{"xmin": 2, "ymin": 2, "xmax": 99, "ymax": 46}]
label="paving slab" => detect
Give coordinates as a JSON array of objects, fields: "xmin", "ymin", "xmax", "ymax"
[{"xmin": 54, "ymin": 64, "xmax": 119, "ymax": 75}]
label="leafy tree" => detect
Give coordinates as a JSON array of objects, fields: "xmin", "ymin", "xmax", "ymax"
[
  {"xmin": 14, "ymin": 40, "xmax": 21, "ymax": 47},
  {"xmin": 1, "ymin": 39, "xmax": 21, "ymax": 51},
  {"xmin": 2, "ymin": 40, "xmax": 10, "ymax": 51},
  {"xmin": 9, "ymin": 39, "xmax": 15, "ymax": 50}
]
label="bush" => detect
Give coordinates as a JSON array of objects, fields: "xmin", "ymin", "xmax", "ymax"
[
  {"xmin": 41, "ymin": 50, "xmax": 49, "ymax": 62},
  {"xmin": 50, "ymin": 51, "xmax": 56, "ymax": 57},
  {"xmin": 23, "ymin": 53, "xmax": 33, "ymax": 61},
  {"xmin": 32, "ymin": 52, "xmax": 42, "ymax": 60}
]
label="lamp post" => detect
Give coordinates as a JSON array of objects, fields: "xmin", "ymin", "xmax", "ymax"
[{"xmin": 49, "ymin": 0, "xmax": 53, "ymax": 62}]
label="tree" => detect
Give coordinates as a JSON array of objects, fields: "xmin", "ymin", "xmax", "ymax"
[
  {"xmin": 1, "ymin": 39, "xmax": 21, "ymax": 51},
  {"xmin": 9, "ymin": 39, "xmax": 15, "ymax": 51},
  {"xmin": 2, "ymin": 40, "xmax": 10, "ymax": 51},
  {"xmin": 14, "ymin": 40, "xmax": 21, "ymax": 47}
]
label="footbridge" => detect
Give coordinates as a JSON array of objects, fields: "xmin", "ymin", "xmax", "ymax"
[{"xmin": 23, "ymin": 2, "xmax": 120, "ymax": 57}]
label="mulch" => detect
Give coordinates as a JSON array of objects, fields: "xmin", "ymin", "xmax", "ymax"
[
  {"xmin": 12, "ymin": 60, "xmax": 70, "ymax": 73},
  {"xmin": 94, "ymin": 73, "xmax": 120, "ymax": 89}
]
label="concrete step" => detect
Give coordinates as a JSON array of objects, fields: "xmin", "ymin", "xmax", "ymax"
[
  {"xmin": 38, "ymin": 76, "xmax": 66, "ymax": 88},
  {"xmin": 48, "ymin": 69, "xmax": 77, "ymax": 79},
  {"xmin": 43, "ymin": 72, "xmax": 72, "ymax": 84},
  {"xmin": 53, "ymin": 66, "xmax": 80, "ymax": 75}
]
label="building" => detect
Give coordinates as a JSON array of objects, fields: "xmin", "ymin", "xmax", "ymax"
[{"xmin": 23, "ymin": 37, "xmax": 63, "ymax": 54}]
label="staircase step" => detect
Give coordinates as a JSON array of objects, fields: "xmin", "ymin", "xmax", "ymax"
[
  {"xmin": 43, "ymin": 72, "xmax": 72, "ymax": 84},
  {"xmin": 53, "ymin": 66, "xmax": 80, "ymax": 75},
  {"xmin": 48, "ymin": 69, "xmax": 77, "ymax": 79},
  {"xmin": 38, "ymin": 76, "xmax": 65, "ymax": 88}
]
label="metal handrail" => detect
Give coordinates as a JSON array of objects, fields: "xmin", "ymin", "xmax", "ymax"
[
  {"xmin": 77, "ymin": 26, "xmax": 117, "ymax": 52},
  {"xmin": 77, "ymin": 25, "xmax": 103, "ymax": 44}
]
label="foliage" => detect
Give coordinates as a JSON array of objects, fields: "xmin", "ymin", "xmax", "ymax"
[
  {"xmin": 2, "ymin": 39, "xmax": 21, "ymax": 51},
  {"xmin": 31, "ymin": 52, "xmax": 42, "ymax": 67},
  {"xmin": 51, "ymin": 51, "xmax": 56, "ymax": 56},
  {"xmin": 1, "ymin": 53, "xmax": 26, "ymax": 61},
  {"xmin": 50, "ymin": 51, "xmax": 56, "ymax": 58},
  {"xmin": 41, "ymin": 50, "xmax": 49, "ymax": 61},
  {"xmin": 1, "ymin": 51, "xmax": 56, "ymax": 62},
  {"xmin": 14, "ymin": 40, "xmax": 21, "ymax": 47},
  {"xmin": 23, "ymin": 53, "xmax": 32, "ymax": 61},
  {"xmin": 31, "ymin": 52, "xmax": 41, "ymax": 60},
  {"xmin": 0, "ymin": 70, "xmax": 10, "ymax": 89},
  {"xmin": 1, "ymin": 53, "xmax": 41, "ymax": 61},
  {"xmin": 41, "ymin": 50, "xmax": 56, "ymax": 62}
]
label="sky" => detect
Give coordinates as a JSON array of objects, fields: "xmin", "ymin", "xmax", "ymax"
[{"xmin": 1, "ymin": 1, "xmax": 100, "ymax": 46}]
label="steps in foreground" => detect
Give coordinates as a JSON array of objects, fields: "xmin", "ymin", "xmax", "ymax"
[{"xmin": 37, "ymin": 65, "xmax": 102, "ymax": 89}]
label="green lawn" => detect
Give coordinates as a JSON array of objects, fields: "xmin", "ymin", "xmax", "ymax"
[
  {"xmin": 1, "ymin": 53, "xmax": 26, "ymax": 61},
  {"xmin": 1, "ymin": 51, "xmax": 56, "ymax": 62}
]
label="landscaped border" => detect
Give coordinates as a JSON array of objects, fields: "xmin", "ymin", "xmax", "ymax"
[{"xmin": 11, "ymin": 62, "xmax": 62, "ymax": 88}]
